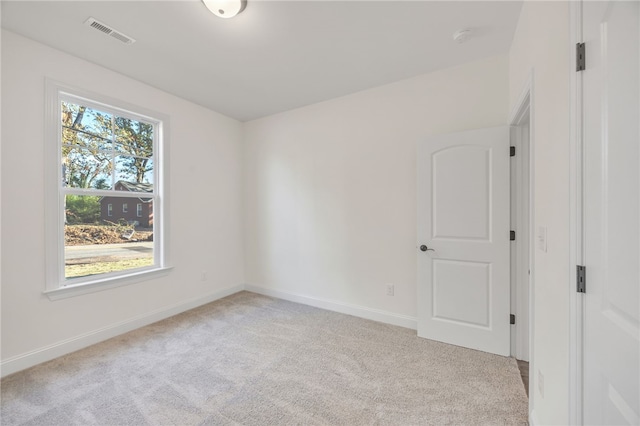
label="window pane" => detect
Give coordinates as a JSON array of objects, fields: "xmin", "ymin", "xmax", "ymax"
[
  {"xmin": 52, "ymin": 92, "xmax": 163, "ymax": 292},
  {"xmin": 115, "ymin": 156, "xmax": 154, "ymax": 187},
  {"xmin": 62, "ymin": 146, "xmax": 112, "ymax": 189},
  {"xmin": 62, "ymin": 101, "xmax": 112, "ymax": 138},
  {"xmin": 64, "ymin": 195, "xmax": 154, "ymax": 280},
  {"xmin": 114, "ymin": 117, "xmax": 153, "ymax": 157}
]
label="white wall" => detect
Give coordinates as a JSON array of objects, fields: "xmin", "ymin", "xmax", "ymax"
[
  {"xmin": 509, "ymin": 2, "xmax": 571, "ymax": 424},
  {"xmin": 244, "ymin": 56, "xmax": 508, "ymax": 324},
  {"xmin": 0, "ymin": 30, "xmax": 245, "ymax": 372}
]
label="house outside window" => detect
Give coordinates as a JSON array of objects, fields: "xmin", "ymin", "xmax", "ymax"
[
  {"xmin": 100, "ymin": 182, "xmax": 153, "ymax": 227},
  {"xmin": 45, "ymin": 81, "xmax": 170, "ymax": 299}
]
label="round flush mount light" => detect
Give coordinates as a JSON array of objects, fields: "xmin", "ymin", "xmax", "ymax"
[
  {"xmin": 453, "ymin": 28, "xmax": 472, "ymax": 44},
  {"xmin": 202, "ymin": 0, "xmax": 247, "ymax": 18}
]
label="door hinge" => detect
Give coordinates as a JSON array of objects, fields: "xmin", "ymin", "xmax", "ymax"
[
  {"xmin": 577, "ymin": 265, "xmax": 586, "ymax": 293},
  {"xmin": 510, "ymin": 314, "xmax": 516, "ymax": 325},
  {"xmin": 510, "ymin": 146, "xmax": 516, "ymax": 157},
  {"xmin": 510, "ymin": 230, "xmax": 516, "ymax": 241},
  {"xmin": 576, "ymin": 42, "xmax": 586, "ymax": 71}
]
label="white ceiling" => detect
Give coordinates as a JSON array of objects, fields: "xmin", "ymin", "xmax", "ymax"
[{"xmin": 1, "ymin": 1, "xmax": 523, "ymax": 122}]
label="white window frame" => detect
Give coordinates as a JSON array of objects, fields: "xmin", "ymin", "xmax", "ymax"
[
  {"xmin": 122, "ymin": 203, "xmax": 128, "ymax": 213},
  {"xmin": 107, "ymin": 203, "xmax": 113, "ymax": 217},
  {"xmin": 44, "ymin": 80, "xmax": 171, "ymax": 300},
  {"xmin": 137, "ymin": 203, "xmax": 143, "ymax": 218}
]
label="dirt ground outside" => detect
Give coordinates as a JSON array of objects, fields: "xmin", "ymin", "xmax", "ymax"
[{"xmin": 65, "ymin": 224, "xmax": 153, "ymax": 246}]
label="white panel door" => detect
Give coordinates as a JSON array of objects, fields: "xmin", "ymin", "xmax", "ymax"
[
  {"xmin": 582, "ymin": 1, "xmax": 640, "ymax": 424},
  {"xmin": 417, "ymin": 126, "xmax": 510, "ymax": 356}
]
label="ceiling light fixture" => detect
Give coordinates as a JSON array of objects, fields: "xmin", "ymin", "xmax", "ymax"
[{"xmin": 202, "ymin": 0, "xmax": 247, "ymax": 18}]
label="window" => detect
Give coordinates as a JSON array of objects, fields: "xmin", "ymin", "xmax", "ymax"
[
  {"xmin": 137, "ymin": 203, "xmax": 142, "ymax": 217},
  {"xmin": 45, "ymin": 81, "xmax": 169, "ymax": 299}
]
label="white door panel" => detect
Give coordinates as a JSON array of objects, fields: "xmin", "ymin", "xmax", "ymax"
[
  {"xmin": 432, "ymin": 146, "xmax": 491, "ymax": 240},
  {"xmin": 417, "ymin": 126, "xmax": 510, "ymax": 356},
  {"xmin": 582, "ymin": 1, "xmax": 640, "ymax": 424},
  {"xmin": 432, "ymin": 259, "xmax": 491, "ymax": 327}
]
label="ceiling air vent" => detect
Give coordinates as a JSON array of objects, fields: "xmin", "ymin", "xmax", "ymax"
[{"xmin": 84, "ymin": 17, "xmax": 136, "ymax": 44}]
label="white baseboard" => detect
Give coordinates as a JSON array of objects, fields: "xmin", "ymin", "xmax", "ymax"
[
  {"xmin": 0, "ymin": 284, "xmax": 243, "ymax": 378},
  {"xmin": 245, "ymin": 284, "xmax": 417, "ymax": 330},
  {"xmin": 529, "ymin": 408, "xmax": 539, "ymax": 426}
]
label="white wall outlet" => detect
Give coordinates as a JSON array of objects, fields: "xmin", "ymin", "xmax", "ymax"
[
  {"xmin": 538, "ymin": 370, "xmax": 544, "ymax": 398},
  {"xmin": 537, "ymin": 226, "xmax": 547, "ymax": 252},
  {"xmin": 200, "ymin": 271, "xmax": 207, "ymax": 281},
  {"xmin": 386, "ymin": 284, "xmax": 395, "ymax": 296}
]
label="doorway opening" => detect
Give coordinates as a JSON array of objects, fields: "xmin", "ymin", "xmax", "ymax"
[{"xmin": 510, "ymin": 85, "xmax": 533, "ymax": 401}]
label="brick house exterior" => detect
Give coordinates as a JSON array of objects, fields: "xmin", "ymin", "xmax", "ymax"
[{"xmin": 100, "ymin": 181, "xmax": 153, "ymax": 228}]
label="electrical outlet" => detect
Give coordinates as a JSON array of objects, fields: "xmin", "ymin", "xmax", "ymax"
[
  {"xmin": 200, "ymin": 271, "xmax": 207, "ymax": 281},
  {"xmin": 386, "ymin": 284, "xmax": 395, "ymax": 296},
  {"xmin": 538, "ymin": 370, "xmax": 544, "ymax": 398}
]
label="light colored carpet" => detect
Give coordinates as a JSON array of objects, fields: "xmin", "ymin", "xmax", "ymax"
[{"xmin": 1, "ymin": 291, "xmax": 528, "ymax": 425}]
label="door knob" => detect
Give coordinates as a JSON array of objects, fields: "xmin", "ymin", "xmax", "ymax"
[{"xmin": 419, "ymin": 245, "xmax": 435, "ymax": 252}]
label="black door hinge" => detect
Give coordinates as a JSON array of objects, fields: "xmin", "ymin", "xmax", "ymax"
[
  {"xmin": 576, "ymin": 43, "xmax": 586, "ymax": 71},
  {"xmin": 510, "ymin": 314, "xmax": 516, "ymax": 325},
  {"xmin": 510, "ymin": 230, "xmax": 516, "ymax": 241},
  {"xmin": 577, "ymin": 265, "xmax": 586, "ymax": 293},
  {"xmin": 510, "ymin": 146, "xmax": 516, "ymax": 157}
]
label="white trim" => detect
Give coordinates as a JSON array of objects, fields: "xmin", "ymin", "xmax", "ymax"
[
  {"xmin": 509, "ymin": 125, "xmax": 517, "ymax": 358},
  {"xmin": 569, "ymin": 1, "xmax": 584, "ymax": 425},
  {"xmin": 73, "ymin": 189, "xmax": 153, "ymax": 198},
  {"xmin": 509, "ymin": 70, "xmax": 536, "ymax": 417},
  {"xmin": 44, "ymin": 266, "xmax": 174, "ymax": 301},
  {"xmin": 1, "ymin": 284, "xmax": 244, "ymax": 378},
  {"xmin": 510, "ymin": 107, "xmax": 531, "ymax": 362},
  {"xmin": 530, "ymin": 408, "xmax": 540, "ymax": 426},
  {"xmin": 45, "ymin": 79, "xmax": 63, "ymax": 291},
  {"xmin": 529, "ymin": 74, "xmax": 537, "ymax": 420},
  {"xmin": 509, "ymin": 72, "xmax": 533, "ymax": 125},
  {"xmin": 245, "ymin": 284, "xmax": 418, "ymax": 330}
]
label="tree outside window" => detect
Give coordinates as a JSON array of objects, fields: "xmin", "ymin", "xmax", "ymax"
[{"xmin": 61, "ymin": 97, "xmax": 158, "ymax": 281}]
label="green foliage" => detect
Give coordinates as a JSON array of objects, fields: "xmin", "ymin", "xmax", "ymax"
[
  {"xmin": 65, "ymin": 195, "xmax": 101, "ymax": 224},
  {"xmin": 114, "ymin": 117, "xmax": 154, "ymax": 183},
  {"xmin": 93, "ymin": 178, "xmax": 110, "ymax": 190}
]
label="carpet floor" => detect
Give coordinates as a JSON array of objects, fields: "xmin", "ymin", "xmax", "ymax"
[{"xmin": 1, "ymin": 291, "xmax": 529, "ymax": 425}]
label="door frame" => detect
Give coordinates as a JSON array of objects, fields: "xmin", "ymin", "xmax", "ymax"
[
  {"xmin": 509, "ymin": 72, "xmax": 535, "ymax": 412},
  {"xmin": 510, "ymin": 88, "xmax": 532, "ymax": 363},
  {"xmin": 569, "ymin": 1, "xmax": 583, "ymax": 424}
]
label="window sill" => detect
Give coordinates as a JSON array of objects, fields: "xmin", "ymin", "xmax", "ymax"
[{"xmin": 44, "ymin": 266, "xmax": 173, "ymax": 301}]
